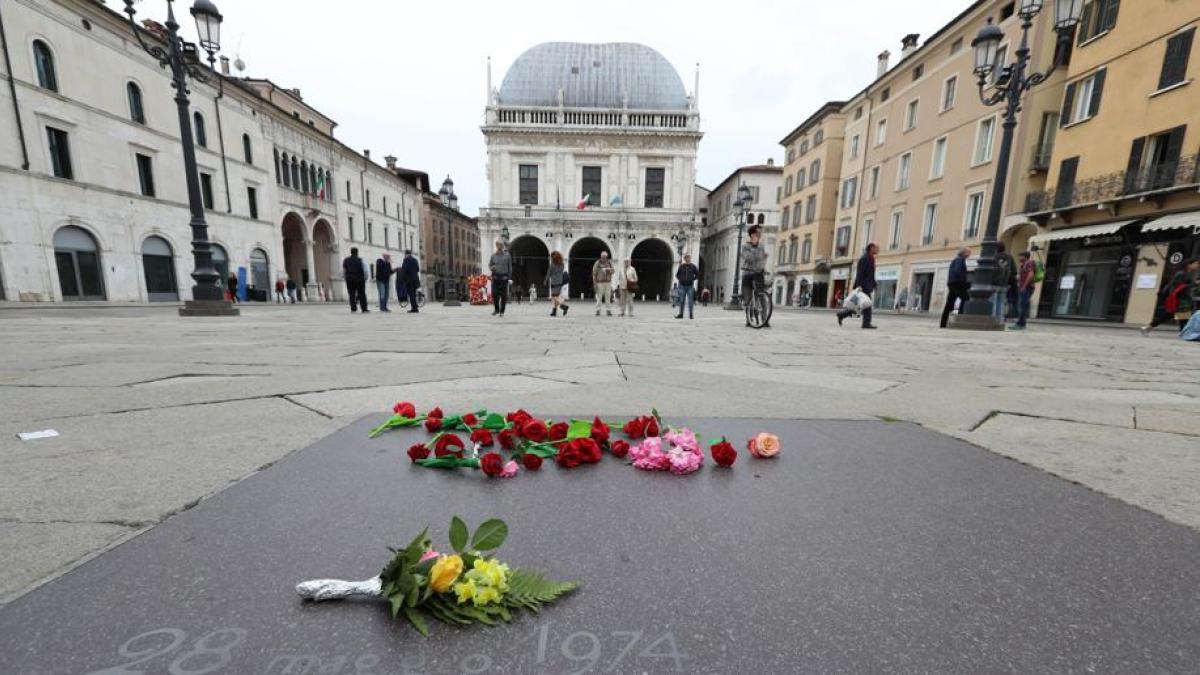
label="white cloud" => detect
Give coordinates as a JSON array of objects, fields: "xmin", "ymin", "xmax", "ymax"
[{"xmin": 210, "ymin": 0, "xmax": 974, "ymax": 213}]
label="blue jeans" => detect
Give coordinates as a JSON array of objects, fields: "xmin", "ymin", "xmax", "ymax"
[
  {"xmin": 677, "ymin": 286, "xmax": 695, "ymax": 316},
  {"xmin": 991, "ymin": 290, "xmax": 1006, "ymax": 319},
  {"xmin": 1017, "ymin": 287, "xmax": 1033, "ymax": 327},
  {"xmin": 377, "ymin": 280, "xmax": 390, "ymax": 311}
]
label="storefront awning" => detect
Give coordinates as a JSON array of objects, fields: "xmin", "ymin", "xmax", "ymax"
[
  {"xmin": 1141, "ymin": 210, "xmax": 1200, "ymax": 234},
  {"xmin": 1028, "ymin": 220, "xmax": 1137, "ymax": 244}
]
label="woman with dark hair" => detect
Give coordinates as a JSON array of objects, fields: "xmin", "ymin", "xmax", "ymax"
[{"xmin": 546, "ymin": 250, "xmax": 570, "ymax": 317}]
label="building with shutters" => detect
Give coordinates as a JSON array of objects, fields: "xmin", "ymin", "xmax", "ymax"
[
  {"xmin": 478, "ymin": 42, "xmax": 703, "ymax": 301},
  {"xmin": 0, "ymin": 0, "xmax": 422, "ymax": 304},
  {"xmin": 1020, "ymin": 0, "xmax": 1200, "ymax": 325}
]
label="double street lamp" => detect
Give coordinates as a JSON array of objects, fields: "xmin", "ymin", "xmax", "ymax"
[
  {"xmin": 123, "ymin": 0, "xmax": 237, "ymax": 317},
  {"xmin": 724, "ymin": 183, "xmax": 754, "ymax": 310},
  {"xmin": 951, "ymin": 0, "xmax": 1083, "ymax": 330}
]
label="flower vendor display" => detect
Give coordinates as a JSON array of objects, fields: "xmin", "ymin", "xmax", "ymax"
[
  {"xmin": 373, "ymin": 402, "xmax": 779, "ymax": 478},
  {"xmin": 297, "ymin": 516, "xmax": 578, "ymax": 636}
]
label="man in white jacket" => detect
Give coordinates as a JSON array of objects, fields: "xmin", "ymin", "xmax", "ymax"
[{"xmin": 618, "ymin": 258, "xmax": 639, "ymax": 317}]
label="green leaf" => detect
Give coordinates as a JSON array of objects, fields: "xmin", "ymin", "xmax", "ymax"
[
  {"xmin": 525, "ymin": 443, "xmax": 561, "ymax": 459},
  {"xmin": 567, "ymin": 419, "xmax": 594, "ymax": 440},
  {"xmin": 390, "ymin": 593, "xmax": 404, "ymax": 619},
  {"xmin": 449, "ymin": 516, "xmax": 468, "ymax": 553},
  {"xmin": 470, "ymin": 519, "xmax": 508, "ymax": 551},
  {"xmin": 403, "ymin": 606, "xmax": 430, "ymax": 636}
]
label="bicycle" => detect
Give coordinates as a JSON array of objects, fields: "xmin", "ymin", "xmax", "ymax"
[{"xmin": 744, "ymin": 273, "xmax": 774, "ymax": 329}]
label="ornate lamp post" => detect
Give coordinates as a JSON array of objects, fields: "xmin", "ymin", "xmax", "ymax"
[
  {"xmin": 671, "ymin": 225, "xmax": 688, "ymax": 258},
  {"xmin": 123, "ymin": 0, "xmax": 236, "ymax": 316},
  {"xmin": 950, "ymin": 0, "xmax": 1082, "ymax": 330},
  {"xmin": 724, "ymin": 183, "xmax": 754, "ymax": 310}
]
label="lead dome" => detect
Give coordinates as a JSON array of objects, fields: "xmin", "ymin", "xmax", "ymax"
[{"xmin": 497, "ymin": 42, "xmax": 689, "ymax": 111}]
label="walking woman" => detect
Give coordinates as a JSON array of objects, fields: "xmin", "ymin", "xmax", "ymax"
[{"xmin": 546, "ymin": 251, "xmax": 570, "ymax": 317}]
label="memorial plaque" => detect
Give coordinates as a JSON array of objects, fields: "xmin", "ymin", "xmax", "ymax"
[{"xmin": 2, "ymin": 415, "xmax": 1199, "ymax": 674}]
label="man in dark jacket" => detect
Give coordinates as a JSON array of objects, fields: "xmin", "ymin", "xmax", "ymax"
[
  {"xmin": 836, "ymin": 243, "xmax": 878, "ymax": 329},
  {"xmin": 342, "ymin": 247, "xmax": 368, "ymax": 313},
  {"xmin": 374, "ymin": 254, "xmax": 393, "ymax": 312},
  {"xmin": 941, "ymin": 246, "xmax": 972, "ymax": 328},
  {"xmin": 675, "ymin": 253, "xmax": 699, "ymax": 320},
  {"xmin": 400, "ymin": 250, "xmax": 421, "ymax": 313}
]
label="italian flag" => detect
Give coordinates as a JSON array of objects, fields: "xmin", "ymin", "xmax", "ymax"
[
  {"xmin": 576, "ymin": 194, "xmax": 590, "ymax": 210},
  {"xmin": 315, "ymin": 172, "xmax": 326, "ymax": 199}
]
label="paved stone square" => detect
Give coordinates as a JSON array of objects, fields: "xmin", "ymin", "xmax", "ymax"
[{"xmin": 1, "ymin": 301, "xmax": 1198, "ymax": 610}]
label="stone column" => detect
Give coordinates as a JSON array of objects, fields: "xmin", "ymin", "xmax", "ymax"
[{"xmin": 304, "ymin": 237, "xmax": 320, "ymax": 302}]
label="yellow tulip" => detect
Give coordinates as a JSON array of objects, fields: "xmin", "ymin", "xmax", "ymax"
[{"xmin": 429, "ymin": 554, "xmax": 463, "ymax": 593}]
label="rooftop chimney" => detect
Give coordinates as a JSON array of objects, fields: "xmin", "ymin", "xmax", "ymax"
[
  {"xmin": 363, "ymin": 149, "xmax": 371, "ymax": 160},
  {"xmin": 766, "ymin": 158, "xmax": 775, "ymax": 166},
  {"xmin": 384, "ymin": 155, "xmax": 397, "ymax": 170},
  {"xmin": 291, "ymin": 88, "xmax": 302, "ymax": 100},
  {"xmin": 219, "ymin": 56, "xmax": 230, "ymax": 75},
  {"xmin": 877, "ymin": 50, "xmax": 891, "ymax": 78},
  {"xmin": 901, "ymin": 34, "xmax": 920, "ymax": 60}
]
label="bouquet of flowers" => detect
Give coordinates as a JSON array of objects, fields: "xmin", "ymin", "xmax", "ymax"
[{"xmin": 297, "ymin": 516, "xmax": 578, "ymax": 636}]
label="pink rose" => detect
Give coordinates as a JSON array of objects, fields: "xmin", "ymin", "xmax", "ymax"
[
  {"xmin": 668, "ymin": 447, "xmax": 703, "ymax": 475},
  {"xmin": 631, "ymin": 438, "xmax": 670, "ymax": 471},
  {"xmin": 419, "ymin": 549, "xmax": 439, "ymax": 563},
  {"xmin": 500, "ymin": 460, "xmax": 519, "ymax": 478},
  {"xmin": 747, "ymin": 432, "xmax": 781, "ymax": 458}
]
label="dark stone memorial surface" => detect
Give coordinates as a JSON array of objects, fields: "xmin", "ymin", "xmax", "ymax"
[{"xmin": 2, "ymin": 416, "xmax": 1199, "ymax": 674}]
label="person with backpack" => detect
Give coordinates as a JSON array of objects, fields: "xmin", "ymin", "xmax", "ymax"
[
  {"xmin": 1142, "ymin": 257, "xmax": 1199, "ymax": 335},
  {"xmin": 675, "ymin": 253, "xmax": 699, "ymax": 319},
  {"xmin": 1009, "ymin": 250, "xmax": 1037, "ymax": 331}
]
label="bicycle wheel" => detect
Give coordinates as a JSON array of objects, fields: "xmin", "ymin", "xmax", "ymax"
[
  {"xmin": 745, "ymin": 292, "xmax": 770, "ymax": 329},
  {"xmin": 759, "ymin": 291, "xmax": 774, "ymax": 325}
]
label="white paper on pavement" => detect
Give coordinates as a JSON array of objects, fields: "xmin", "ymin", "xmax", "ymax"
[{"xmin": 17, "ymin": 429, "xmax": 59, "ymax": 441}]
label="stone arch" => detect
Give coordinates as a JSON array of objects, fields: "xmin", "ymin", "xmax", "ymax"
[
  {"xmin": 53, "ymin": 224, "xmax": 105, "ymax": 300},
  {"xmin": 312, "ymin": 219, "xmax": 336, "ymax": 300},
  {"xmin": 509, "ymin": 235, "xmax": 550, "ymax": 298},
  {"xmin": 281, "ymin": 212, "xmax": 308, "ymax": 299},
  {"xmin": 140, "ymin": 235, "xmax": 179, "ymax": 302},
  {"xmin": 630, "ymin": 237, "xmax": 675, "ymax": 301},
  {"xmin": 568, "ymin": 236, "xmax": 612, "ymax": 299}
]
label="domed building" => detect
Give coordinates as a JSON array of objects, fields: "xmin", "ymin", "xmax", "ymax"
[{"xmin": 480, "ymin": 43, "xmax": 703, "ymax": 300}]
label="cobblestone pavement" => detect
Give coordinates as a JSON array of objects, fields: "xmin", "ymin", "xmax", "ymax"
[{"xmin": 1, "ymin": 301, "xmax": 1197, "ymax": 602}]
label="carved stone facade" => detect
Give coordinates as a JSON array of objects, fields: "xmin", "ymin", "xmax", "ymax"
[{"xmin": 479, "ymin": 43, "xmax": 702, "ymax": 300}]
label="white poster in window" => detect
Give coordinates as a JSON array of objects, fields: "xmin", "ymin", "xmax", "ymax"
[
  {"xmin": 1136, "ymin": 274, "xmax": 1159, "ymax": 290},
  {"xmin": 1059, "ymin": 275, "xmax": 1076, "ymax": 290}
]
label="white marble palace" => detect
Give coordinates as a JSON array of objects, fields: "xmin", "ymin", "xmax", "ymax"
[{"xmin": 478, "ymin": 42, "xmax": 703, "ymax": 299}]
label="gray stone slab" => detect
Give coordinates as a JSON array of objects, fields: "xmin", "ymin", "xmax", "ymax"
[{"xmin": 2, "ymin": 415, "xmax": 1199, "ymax": 674}]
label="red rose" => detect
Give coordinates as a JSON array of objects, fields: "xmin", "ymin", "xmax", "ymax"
[
  {"xmin": 576, "ymin": 438, "xmax": 602, "ymax": 463},
  {"xmin": 480, "ymin": 451, "xmax": 504, "ymax": 477},
  {"xmin": 434, "ymin": 434, "xmax": 465, "ymax": 458},
  {"xmin": 623, "ymin": 417, "xmax": 645, "ymax": 439},
  {"xmin": 610, "ymin": 439, "xmax": 631, "ymax": 458},
  {"xmin": 522, "ymin": 453, "xmax": 543, "ymax": 470},
  {"xmin": 427, "ymin": 407, "xmax": 444, "ymax": 419},
  {"xmin": 549, "ymin": 422, "xmax": 570, "ymax": 441},
  {"xmin": 424, "ymin": 417, "xmax": 442, "ymax": 432},
  {"xmin": 392, "ymin": 401, "xmax": 416, "ymax": 418},
  {"xmin": 462, "ymin": 413, "xmax": 479, "ymax": 427},
  {"xmin": 555, "ymin": 444, "xmax": 582, "ymax": 468},
  {"xmin": 498, "ymin": 429, "xmax": 516, "ymax": 450},
  {"xmin": 506, "ymin": 409, "xmax": 532, "ymax": 426},
  {"xmin": 522, "ymin": 419, "xmax": 549, "ymax": 443},
  {"xmin": 407, "ymin": 443, "xmax": 430, "ymax": 463},
  {"xmin": 470, "ymin": 429, "xmax": 494, "ymax": 447},
  {"xmin": 644, "ymin": 416, "xmax": 660, "ymax": 437},
  {"xmin": 711, "ymin": 440, "xmax": 737, "ymax": 467},
  {"xmin": 591, "ymin": 417, "xmax": 610, "ymax": 445}
]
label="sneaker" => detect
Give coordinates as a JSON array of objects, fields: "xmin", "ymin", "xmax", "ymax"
[
  {"xmin": 675, "ymin": 315, "xmax": 683, "ymax": 319},
  {"xmin": 1007, "ymin": 324, "xmax": 1025, "ymax": 331},
  {"xmin": 1140, "ymin": 325, "xmax": 1151, "ymax": 336},
  {"xmin": 551, "ymin": 308, "xmax": 557, "ymax": 317},
  {"xmin": 862, "ymin": 325, "xmax": 877, "ymax": 330},
  {"xmin": 689, "ymin": 315, "xmax": 694, "ymax": 320},
  {"xmin": 562, "ymin": 305, "xmax": 569, "ymax": 316},
  {"xmin": 837, "ymin": 313, "xmax": 844, "ymax": 327}
]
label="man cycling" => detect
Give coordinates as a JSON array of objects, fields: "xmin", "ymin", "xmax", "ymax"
[{"xmin": 740, "ymin": 224, "xmax": 770, "ymax": 328}]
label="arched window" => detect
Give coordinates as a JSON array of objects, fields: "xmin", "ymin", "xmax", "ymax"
[
  {"xmin": 127, "ymin": 82, "xmax": 145, "ymax": 124},
  {"xmin": 757, "ymin": 213, "xmax": 765, "ymax": 225},
  {"xmin": 317, "ymin": 169, "xmax": 326, "ymax": 199},
  {"xmin": 242, "ymin": 134, "xmax": 252, "ymax": 164},
  {"xmin": 300, "ymin": 161, "xmax": 309, "ymax": 193},
  {"xmin": 33, "ymin": 40, "xmax": 57, "ymax": 91},
  {"xmin": 53, "ymin": 226, "xmax": 105, "ymax": 300},
  {"xmin": 290, "ymin": 157, "xmax": 299, "ymax": 188},
  {"xmin": 274, "ymin": 149, "xmax": 281, "ymax": 184},
  {"xmin": 141, "ymin": 236, "xmax": 178, "ymax": 302},
  {"xmin": 193, "ymin": 111, "xmax": 207, "ymax": 148},
  {"xmin": 309, "ymin": 165, "xmax": 317, "ymax": 195},
  {"xmin": 280, "ymin": 153, "xmax": 290, "ymax": 187},
  {"xmin": 250, "ymin": 248, "xmax": 270, "ymax": 290},
  {"xmin": 211, "ymin": 243, "xmax": 229, "ymax": 280}
]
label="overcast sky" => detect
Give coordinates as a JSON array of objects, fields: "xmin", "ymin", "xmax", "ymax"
[{"xmin": 209, "ymin": 0, "xmax": 972, "ymax": 213}]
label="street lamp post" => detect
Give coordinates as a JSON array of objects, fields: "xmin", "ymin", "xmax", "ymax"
[
  {"xmin": 724, "ymin": 183, "xmax": 754, "ymax": 310},
  {"xmin": 950, "ymin": 0, "xmax": 1082, "ymax": 330},
  {"xmin": 123, "ymin": 0, "xmax": 236, "ymax": 317}
]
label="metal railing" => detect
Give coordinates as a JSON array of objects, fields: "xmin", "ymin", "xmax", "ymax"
[
  {"xmin": 1025, "ymin": 153, "xmax": 1200, "ymax": 213},
  {"xmin": 479, "ymin": 205, "xmax": 694, "ymax": 224},
  {"xmin": 1029, "ymin": 144, "xmax": 1053, "ymax": 172},
  {"xmin": 491, "ymin": 105, "xmax": 696, "ymax": 131}
]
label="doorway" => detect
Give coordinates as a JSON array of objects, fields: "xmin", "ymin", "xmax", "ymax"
[
  {"xmin": 630, "ymin": 238, "xmax": 673, "ymax": 301},
  {"xmin": 141, "ymin": 236, "xmax": 179, "ymax": 302},
  {"xmin": 912, "ymin": 272, "xmax": 934, "ymax": 312},
  {"xmin": 568, "ymin": 237, "xmax": 612, "ymax": 299},
  {"xmin": 53, "ymin": 226, "xmax": 106, "ymax": 301},
  {"xmin": 509, "ymin": 235, "xmax": 550, "ymax": 298}
]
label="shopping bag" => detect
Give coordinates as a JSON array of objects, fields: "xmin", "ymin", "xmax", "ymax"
[{"xmin": 843, "ymin": 288, "xmax": 872, "ymax": 314}]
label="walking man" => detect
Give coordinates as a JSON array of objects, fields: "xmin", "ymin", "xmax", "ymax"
[
  {"xmin": 1009, "ymin": 250, "xmax": 1037, "ymax": 331},
  {"xmin": 593, "ymin": 251, "xmax": 615, "ymax": 316},
  {"xmin": 488, "ymin": 240, "xmax": 511, "ymax": 316},
  {"xmin": 400, "ymin": 249, "xmax": 421, "ymax": 313},
  {"xmin": 618, "ymin": 258, "xmax": 639, "ymax": 317},
  {"xmin": 836, "ymin": 243, "xmax": 878, "ymax": 329},
  {"xmin": 375, "ymin": 253, "xmax": 393, "ymax": 312},
  {"xmin": 342, "ymin": 247, "xmax": 368, "ymax": 313},
  {"xmin": 285, "ymin": 277, "xmax": 297, "ymax": 304},
  {"xmin": 1142, "ymin": 257, "xmax": 1199, "ymax": 335},
  {"xmin": 941, "ymin": 247, "xmax": 971, "ymax": 328},
  {"xmin": 675, "ymin": 253, "xmax": 699, "ymax": 319}
]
